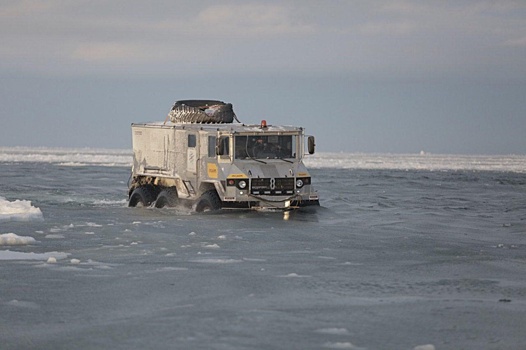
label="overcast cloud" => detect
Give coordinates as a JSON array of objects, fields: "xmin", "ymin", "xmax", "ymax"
[
  {"xmin": 1, "ymin": 1, "xmax": 525, "ymax": 154},
  {"xmin": 2, "ymin": 0, "xmax": 525, "ymax": 79}
]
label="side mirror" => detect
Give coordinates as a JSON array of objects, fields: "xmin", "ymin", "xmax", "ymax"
[{"xmin": 307, "ymin": 136, "xmax": 315, "ymax": 154}]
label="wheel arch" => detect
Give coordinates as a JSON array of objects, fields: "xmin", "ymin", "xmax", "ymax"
[{"xmin": 198, "ymin": 180, "xmax": 224, "ymax": 198}]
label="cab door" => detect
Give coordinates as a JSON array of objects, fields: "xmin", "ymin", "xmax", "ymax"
[{"xmin": 186, "ymin": 133, "xmax": 198, "ymax": 193}]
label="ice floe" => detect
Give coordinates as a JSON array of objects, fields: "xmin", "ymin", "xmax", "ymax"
[
  {"xmin": 278, "ymin": 273, "xmax": 311, "ymax": 278},
  {"xmin": 5, "ymin": 300, "xmax": 40, "ymax": 309},
  {"xmin": 0, "ymin": 250, "xmax": 68, "ymax": 261},
  {"xmin": 0, "ymin": 147, "xmax": 131, "ymax": 167},
  {"xmin": 203, "ymin": 243, "xmax": 220, "ymax": 249},
  {"xmin": 316, "ymin": 328, "xmax": 350, "ymax": 335},
  {"xmin": 0, "ymin": 233, "xmax": 36, "ymax": 245},
  {"xmin": 1, "ymin": 147, "xmax": 525, "ymax": 172},
  {"xmin": 305, "ymin": 152, "xmax": 526, "ymax": 173},
  {"xmin": 191, "ymin": 258, "xmax": 242, "ymax": 264},
  {"xmin": 45, "ymin": 234, "xmax": 65, "ymax": 239},
  {"xmin": 323, "ymin": 342, "xmax": 363, "ymax": 349},
  {"xmin": 0, "ymin": 197, "xmax": 43, "ymax": 222}
]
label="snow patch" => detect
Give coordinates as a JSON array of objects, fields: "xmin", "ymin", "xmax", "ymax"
[
  {"xmin": 0, "ymin": 197, "xmax": 43, "ymax": 222},
  {"xmin": 0, "ymin": 233, "xmax": 36, "ymax": 246}
]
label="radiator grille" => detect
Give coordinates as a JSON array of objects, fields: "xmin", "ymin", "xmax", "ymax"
[{"xmin": 250, "ymin": 178, "xmax": 295, "ymax": 195}]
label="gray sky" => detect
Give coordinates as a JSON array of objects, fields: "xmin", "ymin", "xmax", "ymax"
[{"xmin": 1, "ymin": 0, "xmax": 525, "ymax": 154}]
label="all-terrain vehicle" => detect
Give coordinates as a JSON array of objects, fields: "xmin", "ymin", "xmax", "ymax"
[{"xmin": 128, "ymin": 100, "xmax": 319, "ymax": 212}]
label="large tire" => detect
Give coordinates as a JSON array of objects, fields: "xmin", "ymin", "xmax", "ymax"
[
  {"xmin": 128, "ymin": 186, "xmax": 157, "ymax": 207},
  {"xmin": 194, "ymin": 190, "xmax": 222, "ymax": 212},
  {"xmin": 154, "ymin": 187, "xmax": 179, "ymax": 208},
  {"xmin": 168, "ymin": 100, "xmax": 238, "ymax": 124}
]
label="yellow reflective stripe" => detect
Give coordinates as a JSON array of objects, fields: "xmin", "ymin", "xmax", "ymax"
[{"xmin": 227, "ymin": 174, "xmax": 248, "ymax": 179}]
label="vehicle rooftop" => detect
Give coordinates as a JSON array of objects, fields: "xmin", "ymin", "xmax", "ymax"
[{"xmin": 132, "ymin": 121, "xmax": 304, "ymax": 133}]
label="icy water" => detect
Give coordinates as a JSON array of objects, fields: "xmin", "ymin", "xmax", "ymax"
[{"xmin": 1, "ymin": 149, "xmax": 526, "ymax": 350}]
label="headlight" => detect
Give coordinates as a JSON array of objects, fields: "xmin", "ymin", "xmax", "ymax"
[
  {"xmin": 238, "ymin": 180, "xmax": 247, "ymax": 189},
  {"xmin": 296, "ymin": 179, "xmax": 304, "ymax": 188}
]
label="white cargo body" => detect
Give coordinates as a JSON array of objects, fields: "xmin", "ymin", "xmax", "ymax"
[{"xmin": 128, "ymin": 117, "xmax": 319, "ymax": 211}]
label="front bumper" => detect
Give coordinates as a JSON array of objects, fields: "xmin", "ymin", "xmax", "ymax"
[
  {"xmin": 222, "ymin": 176, "xmax": 319, "ymax": 210},
  {"xmin": 221, "ymin": 193, "xmax": 319, "ymax": 210}
]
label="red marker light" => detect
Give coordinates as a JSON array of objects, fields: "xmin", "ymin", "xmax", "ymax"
[{"xmin": 261, "ymin": 120, "xmax": 267, "ymax": 128}]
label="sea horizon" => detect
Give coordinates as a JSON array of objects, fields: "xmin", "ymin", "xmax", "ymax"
[{"xmin": 1, "ymin": 146, "xmax": 525, "ymax": 173}]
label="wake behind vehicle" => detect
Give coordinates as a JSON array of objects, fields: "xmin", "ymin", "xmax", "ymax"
[{"xmin": 128, "ymin": 100, "xmax": 319, "ymax": 212}]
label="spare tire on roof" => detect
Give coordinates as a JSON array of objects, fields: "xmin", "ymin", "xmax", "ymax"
[{"xmin": 167, "ymin": 100, "xmax": 239, "ymax": 124}]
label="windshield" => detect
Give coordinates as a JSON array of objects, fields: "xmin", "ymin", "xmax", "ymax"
[{"xmin": 235, "ymin": 135, "xmax": 297, "ymax": 160}]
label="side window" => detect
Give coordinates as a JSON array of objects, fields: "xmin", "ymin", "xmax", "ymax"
[
  {"xmin": 208, "ymin": 136, "xmax": 216, "ymax": 157},
  {"xmin": 219, "ymin": 136, "xmax": 230, "ymax": 156},
  {"xmin": 188, "ymin": 134, "xmax": 196, "ymax": 148}
]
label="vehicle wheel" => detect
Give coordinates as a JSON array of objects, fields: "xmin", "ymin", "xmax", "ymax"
[
  {"xmin": 128, "ymin": 186, "xmax": 157, "ymax": 207},
  {"xmin": 194, "ymin": 190, "xmax": 222, "ymax": 212},
  {"xmin": 154, "ymin": 187, "xmax": 179, "ymax": 208}
]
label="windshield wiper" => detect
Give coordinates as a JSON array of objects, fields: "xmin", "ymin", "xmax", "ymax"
[
  {"xmin": 276, "ymin": 157, "xmax": 293, "ymax": 163},
  {"xmin": 250, "ymin": 156, "xmax": 267, "ymax": 164}
]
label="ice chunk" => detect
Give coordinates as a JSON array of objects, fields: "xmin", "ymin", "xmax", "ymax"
[
  {"xmin": 45, "ymin": 234, "xmax": 65, "ymax": 239},
  {"xmin": 278, "ymin": 273, "xmax": 311, "ymax": 278},
  {"xmin": 0, "ymin": 197, "xmax": 43, "ymax": 222},
  {"xmin": 323, "ymin": 342, "xmax": 360, "ymax": 349},
  {"xmin": 203, "ymin": 244, "xmax": 220, "ymax": 249},
  {"xmin": 6, "ymin": 300, "xmax": 40, "ymax": 309},
  {"xmin": 316, "ymin": 328, "xmax": 350, "ymax": 335},
  {"xmin": 0, "ymin": 233, "xmax": 36, "ymax": 246}
]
